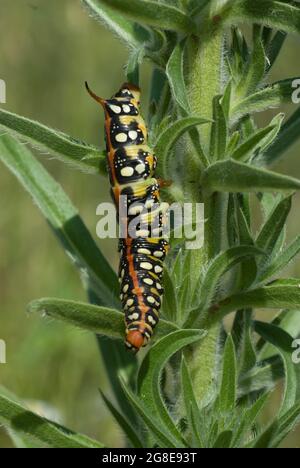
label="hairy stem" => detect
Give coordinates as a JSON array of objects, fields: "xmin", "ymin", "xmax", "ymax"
[{"xmin": 184, "ymin": 21, "xmax": 224, "ymax": 405}]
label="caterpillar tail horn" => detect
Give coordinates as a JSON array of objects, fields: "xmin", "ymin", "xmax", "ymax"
[{"xmin": 85, "ymin": 81, "xmax": 105, "ymax": 106}]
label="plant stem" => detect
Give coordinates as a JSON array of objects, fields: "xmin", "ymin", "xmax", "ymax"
[{"xmin": 184, "ymin": 20, "xmax": 224, "ymax": 404}]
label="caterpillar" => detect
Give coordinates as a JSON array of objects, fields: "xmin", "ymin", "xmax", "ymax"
[{"xmin": 86, "ymin": 81, "xmax": 169, "ymax": 352}]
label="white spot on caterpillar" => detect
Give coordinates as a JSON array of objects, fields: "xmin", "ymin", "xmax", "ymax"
[
  {"xmin": 154, "ymin": 265, "xmax": 163, "ymax": 274},
  {"xmin": 140, "ymin": 262, "xmax": 153, "ymax": 271},
  {"xmin": 121, "ymin": 167, "xmax": 134, "ymax": 177},
  {"xmin": 138, "ymin": 248, "xmax": 151, "ymax": 255},
  {"xmin": 156, "ymin": 283, "xmax": 162, "ymax": 290},
  {"xmin": 147, "ymin": 296, "xmax": 155, "ymax": 304},
  {"xmin": 135, "ymin": 163, "xmax": 146, "ymax": 174},
  {"xmin": 122, "ymin": 104, "xmax": 131, "ymax": 113},
  {"xmin": 126, "ymin": 299, "xmax": 134, "ymax": 307},
  {"xmin": 129, "ymin": 130, "xmax": 138, "ymax": 140},
  {"xmin": 110, "ymin": 105, "xmax": 121, "ymax": 114},
  {"xmin": 143, "ymin": 278, "xmax": 154, "ymax": 286},
  {"xmin": 148, "ymin": 315, "xmax": 157, "ymax": 325},
  {"xmin": 154, "ymin": 251, "xmax": 164, "ymax": 258},
  {"xmin": 128, "ymin": 312, "xmax": 139, "ymax": 321},
  {"xmin": 116, "ymin": 133, "xmax": 128, "ymax": 143},
  {"xmin": 123, "ymin": 284, "xmax": 129, "ymax": 293}
]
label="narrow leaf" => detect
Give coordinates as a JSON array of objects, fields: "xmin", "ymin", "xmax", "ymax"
[
  {"xmin": 254, "ymin": 321, "xmax": 294, "ymax": 354},
  {"xmin": 231, "ymin": 125, "xmax": 276, "ymax": 162},
  {"xmin": 166, "ymin": 41, "xmax": 190, "ymax": 112},
  {"xmin": 27, "ymin": 297, "xmax": 178, "ymax": 340},
  {"xmin": 155, "ymin": 116, "xmax": 210, "ymax": 177},
  {"xmin": 235, "ymin": 36, "xmax": 265, "ymax": 99},
  {"xmin": 137, "ymin": 330, "xmax": 205, "ymax": 445},
  {"xmin": 186, "ymin": 246, "xmax": 263, "ymax": 328},
  {"xmin": 256, "ymin": 195, "xmax": 291, "ymax": 258},
  {"xmin": 0, "ymin": 135, "xmax": 119, "ymax": 307},
  {"xmin": 210, "ymin": 95, "xmax": 227, "ymax": 161},
  {"xmin": 98, "ymin": 0, "xmax": 196, "ymax": 33},
  {"xmin": 82, "ymin": 0, "xmax": 151, "ymax": 49},
  {"xmin": 120, "ymin": 380, "xmax": 179, "ymax": 448},
  {"xmin": 233, "ymin": 393, "xmax": 270, "ymax": 447},
  {"xmin": 232, "ymin": 78, "xmax": 300, "ymax": 120},
  {"xmin": 0, "ymin": 393, "xmax": 103, "ymax": 448},
  {"xmin": 264, "ymin": 107, "xmax": 300, "ymax": 166},
  {"xmin": 0, "ymin": 108, "xmax": 105, "ymax": 174},
  {"xmin": 271, "ymin": 403, "xmax": 300, "ymax": 448},
  {"xmin": 259, "ymin": 236, "xmax": 300, "ymax": 282},
  {"xmin": 213, "ymin": 431, "xmax": 233, "ymax": 448},
  {"xmin": 231, "ymin": 0, "xmax": 300, "ymax": 36},
  {"xmin": 181, "ymin": 357, "xmax": 205, "ymax": 447},
  {"xmin": 100, "ymin": 391, "xmax": 143, "ymax": 448},
  {"xmin": 202, "ymin": 159, "xmax": 300, "ymax": 194},
  {"xmin": 218, "ymin": 335, "xmax": 237, "ymax": 413},
  {"xmin": 212, "ymin": 279, "xmax": 300, "ymax": 322}
]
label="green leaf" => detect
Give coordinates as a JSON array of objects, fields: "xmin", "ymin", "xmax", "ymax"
[
  {"xmin": 254, "ymin": 321, "xmax": 294, "ymax": 354},
  {"xmin": 235, "ymin": 35, "xmax": 265, "ymax": 99},
  {"xmin": 259, "ymin": 236, "xmax": 300, "ymax": 282},
  {"xmin": 137, "ymin": 329, "xmax": 205, "ymax": 446},
  {"xmin": 98, "ymin": 0, "xmax": 196, "ymax": 33},
  {"xmin": 213, "ymin": 431, "xmax": 233, "ymax": 448},
  {"xmin": 181, "ymin": 357, "xmax": 205, "ymax": 448},
  {"xmin": 0, "ymin": 108, "xmax": 105, "ymax": 174},
  {"xmin": 231, "ymin": 124, "xmax": 277, "ymax": 162},
  {"xmin": 226, "ymin": 131, "xmax": 240, "ymax": 155},
  {"xmin": 218, "ymin": 335, "xmax": 237, "ymax": 414},
  {"xmin": 212, "ymin": 279, "xmax": 300, "ymax": 322},
  {"xmin": 100, "ymin": 391, "xmax": 143, "ymax": 448},
  {"xmin": 252, "ymin": 421, "xmax": 279, "ymax": 448},
  {"xmin": 27, "ymin": 297, "xmax": 178, "ymax": 340},
  {"xmin": 202, "ymin": 159, "xmax": 300, "ymax": 194},
  {"xmin": 263, "ymin": 107, "xmax": 300, "ymax": 166},
  {"xmin": 265, "ymin": 30, "xmax": 287, "ymax": 72},
  {"xmin": 120, "ymin": 380, "xmax": 180, "ymax": 448},
  {"xmin": 256, "ymin": 195, "xmax": 291, "ymax": 259},
  {"xmin": 161, "ymin": 268, "xmax": 178, "ymax": 323},
  {"xmin": 210, "ymin": 95, "xmax": 227, "ymax": 161},
  {"xmin": 166, "ymin": 41, "xmax": 190, "ymax": 113},
  {"xmin": 0, "ymin": 393, "xmax": 103, "ymax": 448},
  {"xmin": 126, "ymin": 47, "xmax": 145, "ymax": 85},
  {"xmin": 271, "ymin": 403, "xmax": 300, "ymax": 448},
  {"xmin": 0, "ymin": 134, "xmax": 119, "ymax": 307},
  {"xmin": 232, "ymin": 393, "xmax": 270, "ymax": 447},
  {"xmin": 239, "ymin": 355, "xmax": 284, "ymax": 397},
  {"xmin": 188, "ymin": 246, "xmax": 263, "ymax": 326},
  {"xmin": 82, "ymin": 0, "xmax": 151, "ymax": 49},
  {"xmin": 254, "ymin": 320, "xmax": 297, "ymax": 416},
  {"xmin": 230, "ymin": 0, "xmax": 300, "ymax": 36},
  {"xmin": 155, "ymin": 116, "xmax": 210, "ymax": 177},
  {"xmin": 232, "ymin": 77, "xmax": 300, "ymax": 120},
  {"xmin": 189, "ymin": 0, "xmax": 210, "ymax": 15},
  {"xmin": 238, "ymin": 311, "xmax": 257, "ymax": 374}
]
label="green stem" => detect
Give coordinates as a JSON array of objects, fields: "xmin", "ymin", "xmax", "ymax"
[{"xmin": 184, "ymin": 20, "xmax": 224, "ymax": 405}]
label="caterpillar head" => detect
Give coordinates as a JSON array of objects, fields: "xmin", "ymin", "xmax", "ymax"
[{"xmin": 125, "ymin": 330, "xmax": 145, "ymax": 353}]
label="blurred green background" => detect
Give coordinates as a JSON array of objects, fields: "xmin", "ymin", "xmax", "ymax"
[{"xmin": 0, "ymin": 0, "xmax": 300, "ymax": 448}]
